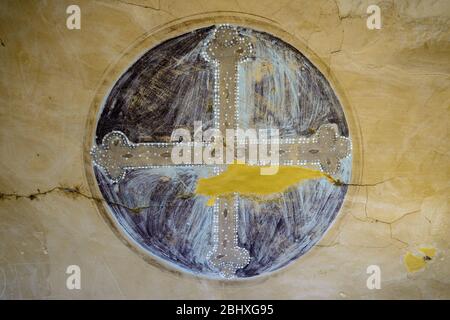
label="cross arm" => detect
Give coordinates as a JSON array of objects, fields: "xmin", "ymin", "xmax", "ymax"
[
  {"xmin": 91, "ymin": 131, "xmax": 189, "ymax": 182},
  {"xmin": 277, "ymin": 124, "xmax": 351, "ymax": 174}
]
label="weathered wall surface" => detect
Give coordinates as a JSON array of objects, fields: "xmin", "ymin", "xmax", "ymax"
[{"xmin": 0, "ymin": 0, "xmax": 448, "ymax": 299}]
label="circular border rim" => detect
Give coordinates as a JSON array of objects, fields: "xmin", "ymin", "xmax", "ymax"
[{"xmin": 83, "ymin": 14, "xmax": 364, "ymax": 285}]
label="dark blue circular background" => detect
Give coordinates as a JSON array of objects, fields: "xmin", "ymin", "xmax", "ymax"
[{"xmin": 94, "ymin": 26, "xmax": 351, "ymax": 278}]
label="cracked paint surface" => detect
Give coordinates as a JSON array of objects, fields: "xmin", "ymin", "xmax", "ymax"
[{"xmin": 0, "ymin": 0, "xmax": 449, "ymax": 298}]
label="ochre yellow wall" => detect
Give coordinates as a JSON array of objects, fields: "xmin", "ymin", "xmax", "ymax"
[{"xmin": 0, "ymin": 0, "xmax": 448, "ymax": 299}]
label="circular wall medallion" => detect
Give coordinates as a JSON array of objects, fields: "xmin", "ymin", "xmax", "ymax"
[{"xmin": 88, "ymin": 23, "xmax": 353, "ymax": 279}]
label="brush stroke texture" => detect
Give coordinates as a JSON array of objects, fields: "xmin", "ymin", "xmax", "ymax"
[{"xmin": 94, "ymin": 26, "xmax": 351, "ymax": 278}]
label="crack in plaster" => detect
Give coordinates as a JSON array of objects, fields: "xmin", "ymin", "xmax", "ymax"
[{"xmin": 0, "ymin": 177, "xmax": 407, "ymax": 219}]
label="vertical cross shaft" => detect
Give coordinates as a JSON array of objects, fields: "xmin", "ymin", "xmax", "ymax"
[{"xmin": 202, "ymin": 25, "xmax": 254, "ymax": 277}]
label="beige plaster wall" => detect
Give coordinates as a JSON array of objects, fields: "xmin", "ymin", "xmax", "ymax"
[{"xmin": 0, "ymin": 0, "xmax": 448, "ymax": 299}]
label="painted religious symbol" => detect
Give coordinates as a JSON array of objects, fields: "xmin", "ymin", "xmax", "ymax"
[{"xmin": 91, "ymin": 25, "xmax": 352, "ymax": 279}]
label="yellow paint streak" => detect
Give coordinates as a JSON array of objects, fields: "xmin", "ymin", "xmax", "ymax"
[
  {"xmin": 419, "ymin": 247, "xmax": 436, "ymax": 258},
  {"xmin": 196, "ymin": 164, "xmax": 333, "ymax": 206},
  {"xmin": 403, "ymin": 246, "xmax": 437, "ymax": 273},
  {"xmin": 404, "ymin": 252, "xmax": 426, "ymax": 273}
]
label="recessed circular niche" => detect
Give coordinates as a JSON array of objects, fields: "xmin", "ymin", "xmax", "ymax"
[{"xmin": 88, "ymin": 24, "xmax": 353, "ymax": 279}]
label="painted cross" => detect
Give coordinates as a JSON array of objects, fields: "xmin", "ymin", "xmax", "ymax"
[{"xmin": 91, "ymin": 25, "xmax": 351, "ymax": 278}]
